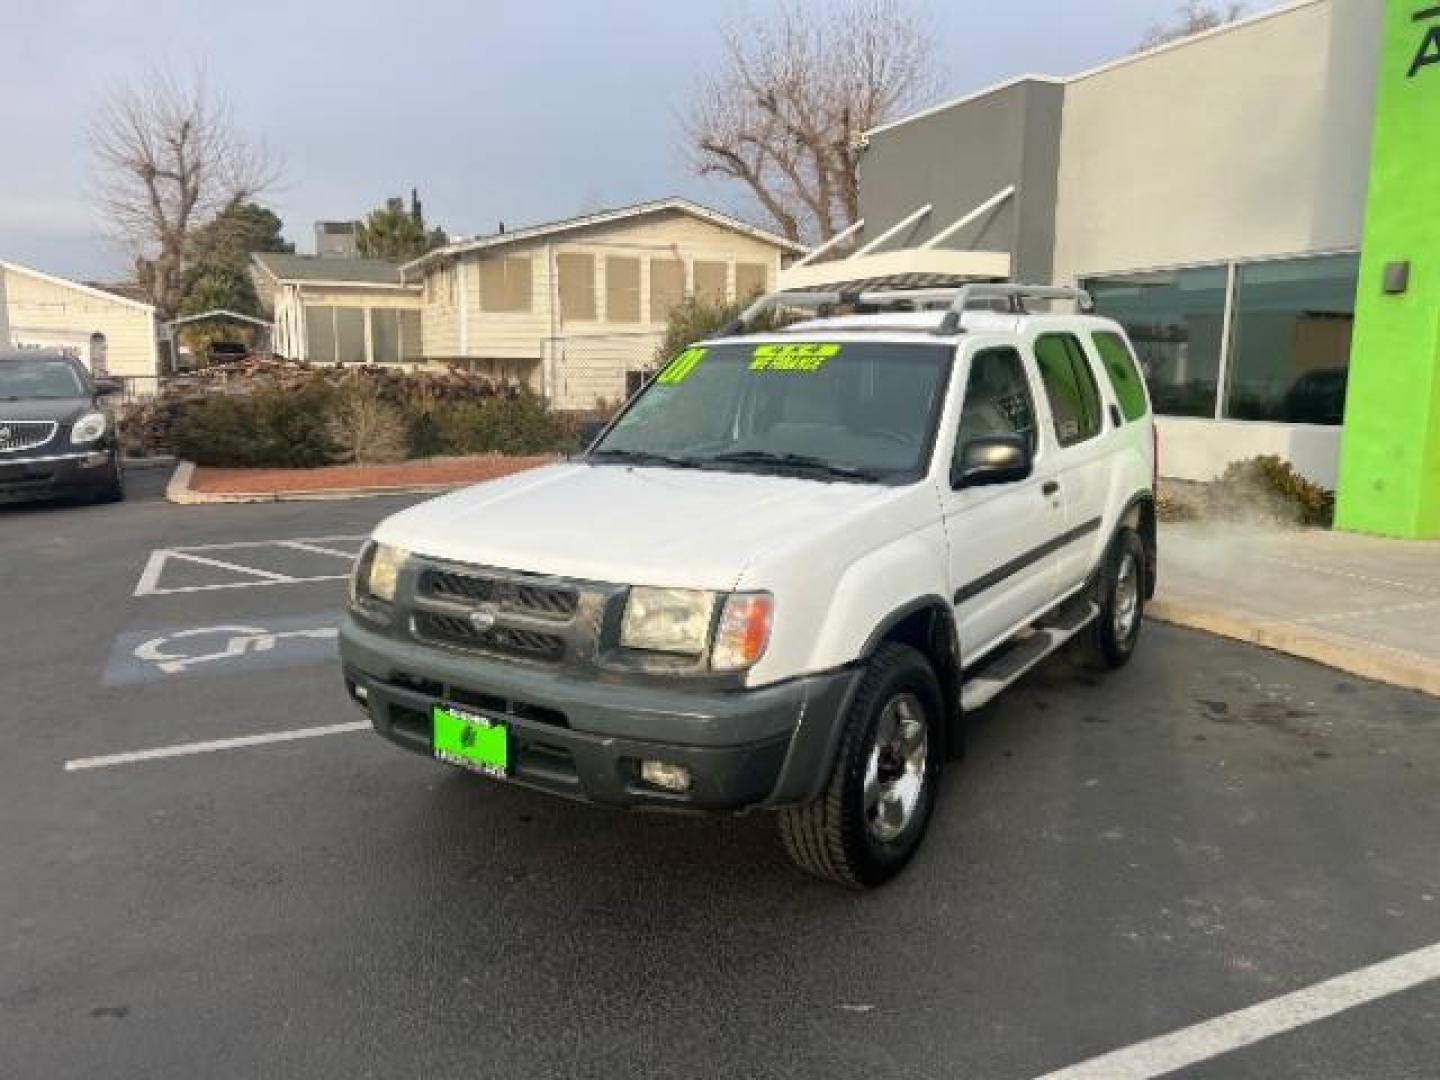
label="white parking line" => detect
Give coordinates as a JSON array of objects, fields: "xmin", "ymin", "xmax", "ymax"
[
  {"xmin": 1032, "ymin": 939, "xmax": 1440, "ymax": 1080},
  {"xmin": 63, "ymin": 721, "xmax": 370, "ymax": 772},
  {"xmin": 133, "ymin": 534, "xmax": 367, "ymax": 597}
]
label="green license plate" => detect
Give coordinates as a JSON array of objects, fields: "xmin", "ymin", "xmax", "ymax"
[{"xmin": 432, "ymin": 705, "xmax": 509, "ymax": 779}]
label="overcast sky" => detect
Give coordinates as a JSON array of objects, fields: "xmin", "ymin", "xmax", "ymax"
[{"xmin": 0, "ymin": 0, "xmax": 1276, "ymax": 280}]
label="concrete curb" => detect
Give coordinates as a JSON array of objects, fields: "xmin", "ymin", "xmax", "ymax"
[
  {"xmin": 164, "ymin": 460, "xmax": 473, "ymax": 505},
  {"xmin": 1148, "ymin": 596, "xmax": 1440, "ymax": 698}
]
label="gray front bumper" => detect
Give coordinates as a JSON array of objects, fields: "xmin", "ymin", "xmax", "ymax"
[{"xmin": 340, "ymin": 614, "xmax": 860, "ymax": 813}]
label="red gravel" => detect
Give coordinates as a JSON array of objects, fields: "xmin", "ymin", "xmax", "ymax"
[{"xmin": 192, "ymin": 455, "xmax": 554, "ymax": 495}]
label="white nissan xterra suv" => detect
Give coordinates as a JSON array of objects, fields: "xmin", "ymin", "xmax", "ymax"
[{"xmin": 341, "ymin": 283, "xmax": 1158, "ymax": 888}]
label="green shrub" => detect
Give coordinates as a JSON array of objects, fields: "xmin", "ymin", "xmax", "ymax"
[
  {"xmin": 424, "ymin": 391, "xmax": 576, "ymax": 456},
  {"xmin": 171, "ymin": 380, "xmax": 338, "ymax": 467}
]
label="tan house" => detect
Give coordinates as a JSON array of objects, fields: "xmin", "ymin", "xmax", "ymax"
[
  {"xmin": 251, "ymin": 253, "xmax": 424, "ymax": 365},
  {"xmin": 404, "ymin": 198, "xmax": 804, "ymax": 408},
  {"xmin": 0, "ymin": 261, "xmax": 160, "ymax": 377}
]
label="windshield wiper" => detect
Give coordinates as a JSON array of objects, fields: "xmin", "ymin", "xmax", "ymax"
[
  {"xmin": 587, "ymin": 448, "xmax": 705, "ymax": 470},
  {"xmin": 703, "ymin": 450, "xmax": 881, "ymax": 482}
]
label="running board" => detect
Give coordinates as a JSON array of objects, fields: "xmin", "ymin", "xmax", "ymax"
[{"xmin": 960, "ymin": 599, "xmax": 1100, "ymax": 712}]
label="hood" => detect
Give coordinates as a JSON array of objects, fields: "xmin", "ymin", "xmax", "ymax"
[
  {"xmin": 374, "ymin": 462, "xmax": 898, "ymax": 590},
  {"xmin": 0, "ymin": 396, "xmax": 91, "ymax": 423}
]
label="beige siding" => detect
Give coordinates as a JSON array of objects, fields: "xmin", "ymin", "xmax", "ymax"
[
  {"xmin": 1052, "ymin": 0, "xmax": 1373, "ymax": 285},
  {"xmin": 414, "ymin": 207, "xmax": 793, "ymax": 406},
  {"xmin": 2, "ymin": 265, "xmax": 158, "ymax": 376}
]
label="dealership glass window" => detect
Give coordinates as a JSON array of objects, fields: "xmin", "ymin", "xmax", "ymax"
[
  {"xmin": 1085, "ymin": 266, "xmax": 1228, "ymax": 418},
  {"xmin": 1223, "ymin": 254, "xmax": 1359, "ymax": 425}
]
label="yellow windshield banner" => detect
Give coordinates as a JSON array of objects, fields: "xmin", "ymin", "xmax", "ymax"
[
  {"xmin": 750, "ymin": 343, "xmax": 842, "ymax": 372},
  {"xmin": 656, "ymin": 347, "xmax": 707, "ymax": 385}
]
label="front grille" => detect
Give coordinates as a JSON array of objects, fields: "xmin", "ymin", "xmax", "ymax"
[
  {"xmin": 0, "ymin": 421, "xmax": 58, "ymax": 454},
  {"xmin": 413, "ymin": 610, "xmax": 566, "ymax": 663},
  {"xmin": 420, "ymin": 568, "xmax": 579, "ymax": 620}
]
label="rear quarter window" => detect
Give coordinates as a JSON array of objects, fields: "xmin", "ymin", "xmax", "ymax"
[{"xmin": 1092, "ymin": 331, "xmax": 1150, "ymax": 422}]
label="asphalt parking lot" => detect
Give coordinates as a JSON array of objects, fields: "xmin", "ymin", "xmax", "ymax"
[{"xmin": 3, "ymin": 471, "xmax": 1439, "ymax": 1079}]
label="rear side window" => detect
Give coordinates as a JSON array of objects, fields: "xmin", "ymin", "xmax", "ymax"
[
  {"xmin": 1092, "ymin": 331, "xmax": 1149, "ymax": 422},
  {"xmin": 1033, "ymin": 334, "xmax": 1103, "ymax": 447}
]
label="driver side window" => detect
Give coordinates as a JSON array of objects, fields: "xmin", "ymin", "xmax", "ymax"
[{"xmin": 954, "ymin": 347, "xmax": 1038, "ymax": 464}]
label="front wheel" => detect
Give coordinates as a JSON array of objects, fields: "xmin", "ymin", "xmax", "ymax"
[
  {"xmin": 1088, "ymin": 528, "xmax": 1145, "ymax": 668},
  {"xmin": 778, "ymin": 643, "xmax": 943, "ymax": 889},
  {"xmin": 95, "ymin": 457, "xmax": 126, "ymax": 503}
]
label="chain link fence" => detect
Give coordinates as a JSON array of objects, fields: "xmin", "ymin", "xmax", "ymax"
[{"xmin": 544, "ymin": 332, "xmax": 665, "ymax": 413}]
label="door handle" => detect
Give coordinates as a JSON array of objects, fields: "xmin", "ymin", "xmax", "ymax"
[{"xmin": 1041, "ymin": 480, "xmax": 1060, "ymax": 497}]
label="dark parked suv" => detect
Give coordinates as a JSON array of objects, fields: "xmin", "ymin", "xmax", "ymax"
[{"xmin": 0, "ymin": 350, "xmax": 125, "ymax": 504}]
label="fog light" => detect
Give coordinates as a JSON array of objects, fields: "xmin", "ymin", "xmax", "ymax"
[
  {"xmin": 83, "ymin": 452, "xmax": 110, "ymax": 468},
  {"xmin": 640, "ymin": 760, "xmax": 692, "ymax": 793}
]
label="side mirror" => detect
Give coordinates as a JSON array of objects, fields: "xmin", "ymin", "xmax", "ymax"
[
  {"xmin": 94, "ymin": 378, "xmax": 123, "ymax": 397},
  {"xmin": 952, "ymin": 433, "xmax": 1032, "ymax": 490}
]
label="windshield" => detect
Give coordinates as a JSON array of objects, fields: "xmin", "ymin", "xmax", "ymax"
[
  {"xmin": 0, "ymin": 358, "xmax": 86, "ymax": 399},
  {"xmin": 591, "ymin": 340, "xmax": 953, "ymax": 482}
]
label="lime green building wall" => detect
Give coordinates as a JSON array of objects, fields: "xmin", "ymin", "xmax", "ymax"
[{"xmin": 1336, "ymin": 0, "xmax": 1440, "ymax": 537}]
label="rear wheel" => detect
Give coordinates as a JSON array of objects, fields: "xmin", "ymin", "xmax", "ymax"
[
  {"xmin": 1088, "ymin": 528, "xmax": 1145, "ymax": 668},
  {"xmin": 778, "ymin": 643, "xmax": 943, "ymax": 888}
]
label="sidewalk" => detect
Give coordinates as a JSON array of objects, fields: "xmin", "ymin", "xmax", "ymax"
[
  {"xmin": 1151, "ymin": 522, "xmax": 1440, "ymax": 697},
  {"xmin": 167, "ymin": 455, "xmax": 553, "ymax": 504}
]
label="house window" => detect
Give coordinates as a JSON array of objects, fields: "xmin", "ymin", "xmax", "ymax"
[
  {"xmin": 606, "ymin": 256, "xmax": 641, "ymax": 323},
  {"xmin": 693, "ymin": 261, "xmax": 728, "ymax": 304},
  {"xmin": 479, "ymin": 255, "xmax": 533, "ymax": 313},
  {"xmin": 650, "ymin": 257, "xmax": 685, "ymax": 322},
  {"xmin": 1224, "ymin": 254, "xmax": 1359, "ymax": 425},
  {"xmin": 1086, "ymin": 266, "xmax": 1228, "ymax": 418},
  {"xmin": 557, "ymin": 253, "xmax": 596, "ymax": 321},
  {"xmin": 370, "ymin": 309, "xmax": 400, "ymax": 363},
  {"xmin": 336, "ymin": 308, "xmax": 366, "ymax": 363},
  {"xmin": 735, "ymin": 262, "xmax": 768, "ymax": 300},
  {"xmin": 400, "ymin": 310, "xmax": 422, "ymax": 361},
  {"xmin": 306, "ymin": 305, "xmax": 336, "ymax": 363}
]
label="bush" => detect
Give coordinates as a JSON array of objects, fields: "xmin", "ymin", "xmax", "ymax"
[
  {"xmin": 156, "ymin": 360, "xmax": 581, "ymax": 467},
  {"xmin": 1213, "ymin": 455, "xmax": 1335, "ymax": 527},
  {"xmin": 327, "ymin": 381, "xmax": 408, "ymax": 465},
  {"xmin": 171, "ymin": 379, "xmax": 338, "ymax": 467}
]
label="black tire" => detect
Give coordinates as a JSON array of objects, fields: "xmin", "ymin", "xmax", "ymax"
[
  {"xmin": 95, "ymin": 457, "xmax": 126, "ymax": 503},
  {"xmin": 1088, "ymin": 528, "xmax": 1145, "ymax": 669},
  {"xmin": 778, "ymin": 643, "xmax": 944, "ymax": 889}
]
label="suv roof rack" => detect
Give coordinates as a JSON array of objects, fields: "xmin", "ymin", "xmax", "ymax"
[{"xmin": 717, "ymin": 283, "xmax": 1094, "ymax": 339}]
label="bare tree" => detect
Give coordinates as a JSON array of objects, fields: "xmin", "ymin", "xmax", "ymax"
[
  {"xmin": 685, "ymin": 0, "xmax": 938, "ymax": 243},
  {"xmin": 1140, "ymin": 2, "xmax": 1246, "ymax": 50},
  {"xmin": 91, "ymin": 73, "xmax": 277, "ymax": 318}
]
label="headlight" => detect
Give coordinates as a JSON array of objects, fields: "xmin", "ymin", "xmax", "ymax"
[
  {"xmin": 711, "ymin": 592, "xmax": 774, "ymax": 671},
  {"xmin": 620, "ymin": 587, "xmax": 715, "ymax": 655},
  {"xmin": 71, "ymin": 411, "xmax": 107, "ymax": 444},
  {"xmin": 352, "ymin": 541, "xmax": 408, "ymax": 604}
]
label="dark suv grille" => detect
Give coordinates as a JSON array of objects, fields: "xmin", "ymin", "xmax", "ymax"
[
  {"xmin": 420, "ymin": 568, "xmax": 579, "ymax": 620},
  {"xmin": 412, "ymin": 611, "xmax": 566, "ymax": 663},
  {"xmin": 0, "ymin": 421, "xmax": 58, "ymax": 454}
]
